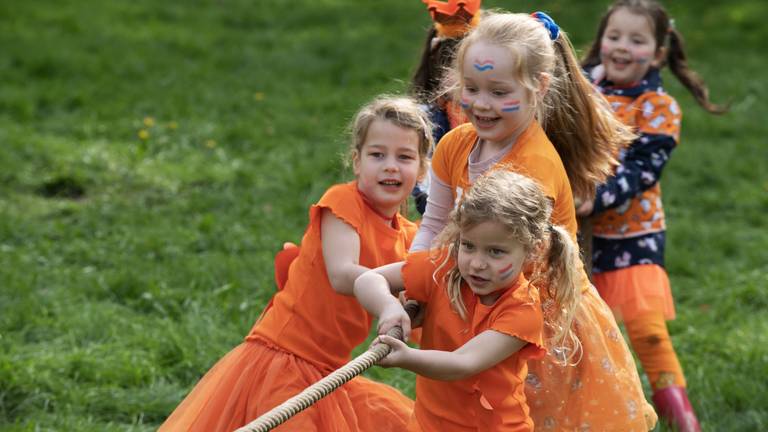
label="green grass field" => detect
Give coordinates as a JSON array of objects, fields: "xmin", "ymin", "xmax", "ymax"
[{"xmin": 1, "ymin": 1, "xmax": 766, "ymax": 430}]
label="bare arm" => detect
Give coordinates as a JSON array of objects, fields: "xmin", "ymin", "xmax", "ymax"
[
  {"xmin": 410, "ymin": 170, "xmax": 455, "ymax": 252},
  {"xmin": 321, "ymin": 208, "xmax": 369, "ymax": 295},
  {"xmin": 353, "ymin": 263, "xmax": 412, "ymax": 340},
  {"xmin": 374, "ymin": 330, "xmax": 527, "ymax": 381}
]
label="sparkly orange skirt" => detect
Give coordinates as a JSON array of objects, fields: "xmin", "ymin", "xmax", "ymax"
[
  {"xmin": 526, "ymin": 285, "xmax": 657, "ymax": 431},
  {"xmin": 593, "ymin": 264, "xmax": 676, "ymax": 322},
  {"xmin": 159, "ymin": 338, "xmax": 413, "ymax": 432}
]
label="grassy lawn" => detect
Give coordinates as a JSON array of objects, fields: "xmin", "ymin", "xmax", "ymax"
[{"xmin": 1, "ymin": 0, "xmax": 765, "ymax": 430}]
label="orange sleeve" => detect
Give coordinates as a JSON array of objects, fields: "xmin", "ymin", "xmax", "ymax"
[
  {"xmin": 635, "ymin": 92, "xmax": 682, "ymax": 141},
  {"xmin": 431, "ymin": 124, "xmax": 474, "ymax": 186},
  {"xmin": 512, "ymin": 153, "xmax": 560, "ymax": 201},
  {"xmin": 401, "ymin": 250, "xmax": 444, "ymax": 304},
  {"xmin": 310, "ymin": 182, "xmax": 363, "ymax": 236},
  {"xmin": 431, "ymin": 130, "xmax": 455, "ymax": 186},
  {"xmin": 490, "ymin": 297, "xmax": 546, "ymax": 361}
]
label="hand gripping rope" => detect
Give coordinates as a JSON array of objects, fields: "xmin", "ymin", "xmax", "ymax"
[{"xmin": 235, "ymin": 302, "xmax": 420, "ymax": 432}]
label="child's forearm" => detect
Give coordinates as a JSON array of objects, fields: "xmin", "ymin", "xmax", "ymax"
[
  {"xmin": 397, "ymin": 349, "xmax": 478, "ymax": 381},
  {"xmin": 353, "ymin": 272, "xmax": 401, "ymax": 318}
]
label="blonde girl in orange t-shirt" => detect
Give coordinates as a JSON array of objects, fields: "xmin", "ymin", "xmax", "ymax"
[
  {"xmin": 409, "ymin": 11, "xmax": 657, "ymax": 431},
  {"xmin": 354, "ymin": 170, "xmax": 582, "ymax": 432},
  {"xmin": 159, "ymin": 95, "xmax": 433, "ymax": 432}
]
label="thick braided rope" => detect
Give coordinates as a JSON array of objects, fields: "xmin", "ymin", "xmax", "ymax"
[{"xmin": 235, "ymin": 302, "xmax": 419, "ymax": 432}]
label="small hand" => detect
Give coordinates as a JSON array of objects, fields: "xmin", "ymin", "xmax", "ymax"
[
  {"xmin": 576, "ymin": 199, "xmax": 594, "ymax": 216},
  {"xmin": 398, "ymin": 294, "xmax": 425, "ymax": 329},
  {"xmin": 377, "ymin": 304, "xmax": 412, "ymax": 343},
  {"xmin": 372, "ymin": 334, "xmax": 411, "ymax": 367}
]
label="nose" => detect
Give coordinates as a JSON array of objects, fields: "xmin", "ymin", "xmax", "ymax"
[
  {"xmin": 470, "ymin": 256, "xmax": 486, "ymax": 271},
  {"xmin": 473, "ymin": 94, "xmax": 491, "ymax": 110},
  {"xmin": 383, "ymin": 155, "xmax": 399, "ymax": 172}
]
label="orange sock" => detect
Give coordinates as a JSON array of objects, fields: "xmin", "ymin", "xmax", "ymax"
[{"xmin": 625, "ymin": 311, "xmax": 687, "ymax": 390}]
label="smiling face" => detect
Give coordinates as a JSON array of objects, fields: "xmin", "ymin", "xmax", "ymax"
[
  {"xmin": 460, "ymin": 41, "xmax": 537, "ymax": 148},
  {"xmin": 353, "ymin": 119, "xmax": 421, "ymax": 218},
  {"xmin": 600, "ymin": 7, "xmax": 662, "ymax": 86},
  {"xmin": 457, "ymin": 220, "xmax": 528, "ymax": 305}
]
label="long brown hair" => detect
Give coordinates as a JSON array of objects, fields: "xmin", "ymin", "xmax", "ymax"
[
  {"xmin": 447, "ymin": 12, "xmax": 633, "ymax": 201},
  {"xmin": 410, "ymin": 26, "xmax": 464, "ymax": 103},
  {"xmin": 582, "ymin": 0, "xmax": 727, "ymax": 114},
  {"xmin": 433, "ymin": 169, "xmax": 582, "ymax": 361}
]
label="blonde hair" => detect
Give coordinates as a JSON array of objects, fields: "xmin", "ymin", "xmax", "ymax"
[
  {"xmin": 447, "ymin": 11, "xmax": 636, "ymax": 200},
  {"xmin": 347, "ymin": 95, "xmax": 434, "ymax": 176},
  {"xmin": 433, "ymin": 169, "xmax": 582, "ymax": 362}
]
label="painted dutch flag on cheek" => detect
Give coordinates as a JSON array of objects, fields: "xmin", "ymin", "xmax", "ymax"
[
  {"xmin": 498, "ymin": 262, "xmax": 517, "ymax": 280},
  {"xmin": 501, "ymin": 100, "xmax": 521, "ymax": 112}
]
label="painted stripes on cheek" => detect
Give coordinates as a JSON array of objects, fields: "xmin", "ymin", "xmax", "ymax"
[
  {"xmin": 498, "ymin": 262, "xmax": 517, "ymax": 280},
  {"xmin": 501, "ymin": 100, "xmax": 521, "ymax": 112},
  {"xmin": 459, "ymin": 97, "xmax": 471, "ymax": 109}
]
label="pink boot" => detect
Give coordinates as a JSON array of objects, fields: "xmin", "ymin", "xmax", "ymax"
[{"xmin": 652, "ymin": 386, "xmax": 702, "ymax": 432}]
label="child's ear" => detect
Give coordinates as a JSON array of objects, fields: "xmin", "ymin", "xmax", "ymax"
[
  {"xmin": 352, "ymin": 150, "xmax": 361, "ymax": 176},
  {"xmin": 537, "ymin": 72, "xmax": 551, "ymax": 97},
  {"xmin": 651, "ymin": 46, "xmax": 667, "ymax": 68}
]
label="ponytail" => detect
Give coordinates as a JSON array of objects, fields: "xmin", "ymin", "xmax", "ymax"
[
  {"xmin": 544, "ymin": 32, "xmax": 632, "ymax": 201},
  {"xmin": 666, "ymin": 28, "xmax": 728, "ymax": 114},
  {"xmin": 540, "ymin": 224, "xmax": 582, "ymax": 365}
]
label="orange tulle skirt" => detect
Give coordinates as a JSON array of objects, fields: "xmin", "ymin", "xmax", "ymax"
[
  {"xmin": 526, "ymin": 285, "xmax": 657, "ymax": 431},
  {"xmin": 593, "ymin": 264, "xmax": 676, "ymax": 322},
  {"xmin": 159, "ymin": 338, "xmax": 413, "ymax": 432}
]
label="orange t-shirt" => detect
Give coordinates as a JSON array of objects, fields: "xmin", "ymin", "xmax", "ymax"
[
  {"xmin": 403, "ymin": 250, "xmax": 545, "ymax": 431},
  {"xmin": 432, "ymin": 121, "xmax": 578, "ymax": 243},
  {"xmin": 248, "ymin": 182, "xmax": 418, "ymax": 371}
]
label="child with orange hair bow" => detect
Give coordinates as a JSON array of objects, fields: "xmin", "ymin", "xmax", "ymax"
[{"xmin": 409, "ymin": 1, "xmax": 481, "ymax": 213}]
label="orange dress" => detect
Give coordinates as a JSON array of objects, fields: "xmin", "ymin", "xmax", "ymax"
[
  {"xmin": 429, "ymin": 122, "xmax": 657, "ymax": 430},
  {"xmin": 402, "ymin": 250, "xmax": 546, "ymax": 432},
  {"xmin": 160, "ymin": 182, "xmax": 416, "ymax": 432}
]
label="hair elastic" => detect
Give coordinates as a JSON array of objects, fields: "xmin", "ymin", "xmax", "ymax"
[
  {"xmin": 667, "ymin": 18, "xmax": 676, "ymax": 33},
  {"xmin": 530, "ymin": 11, "xmax": 560, "ymax": 41}
]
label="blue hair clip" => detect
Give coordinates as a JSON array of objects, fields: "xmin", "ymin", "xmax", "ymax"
[{"xmin": 530, "ymin": 11, "xmax": 560, "ymax": 41}]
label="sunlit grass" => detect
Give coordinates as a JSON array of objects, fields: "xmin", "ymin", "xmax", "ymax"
[{"xmin": 1, "ymin": 0, "xmax": 766, "ymax": 430}]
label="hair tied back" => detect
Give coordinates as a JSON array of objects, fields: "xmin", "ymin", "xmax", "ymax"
[{"xmin": 530, "ymin": 11, "xmax": 560, "ymax": 41}]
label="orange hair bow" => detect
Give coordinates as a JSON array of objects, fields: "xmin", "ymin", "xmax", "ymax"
[{"xmin": 422, "ymin": 0, "xmax": 482, "ymax": 38}]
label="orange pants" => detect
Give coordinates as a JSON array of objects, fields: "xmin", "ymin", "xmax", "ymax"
[{"xmin": 625, "ymin": 311, "xmax": 686, "ymax": 390}]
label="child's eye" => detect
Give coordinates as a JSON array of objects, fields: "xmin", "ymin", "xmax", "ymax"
[
  {"xmin": 492, "ymin": 90, "xmax": 509, "ymax": 97},
  {"xmin": 398, "ymin": 154, "xmax": 415, "ymax": 161},
  {"xmin": 460, "ymin": 241, "xmax": 474, "ymax": 251},
  {"xmin": 464, "ymin": 86, "xmax": 478, "ymax": 94},
  {"xmin": 369, "ymin": 152, "xmax": 384, "ymax": 158},
  {"xmin": 489, "ymin": 248, "xmax": 506, "ymax": 257}
]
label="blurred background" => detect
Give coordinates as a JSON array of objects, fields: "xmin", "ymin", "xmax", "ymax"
[{"xmin": 1, "ymin": 1, "xmax": 766, "ymax": 430}]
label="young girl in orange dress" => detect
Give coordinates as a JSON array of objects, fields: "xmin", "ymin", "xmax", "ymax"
[
  {"xmin": 159, "ymin": 95, "xmax": 434, "ymax": 432},
  {"xmin": 410, "ymin": 11, "xmax": 657, "ymax": 430},
  {"xmin": 577, "ymin": 1, "xmax": 726, "ymax": 430},
  {"xmin": 354, "ymin": 170, "xmax": 583, "ymax": 432}
]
